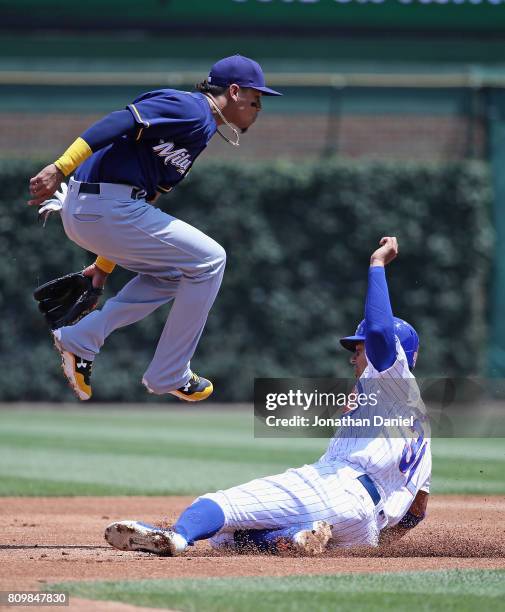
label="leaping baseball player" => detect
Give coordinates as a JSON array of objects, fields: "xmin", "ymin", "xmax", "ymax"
[
  {"xmin": 104, "ymin": 237, "xmax": 432, "ymax": 556},
  {"xmin": 28, "ymin": 55, "xmax": 281, "ymax": 402}
]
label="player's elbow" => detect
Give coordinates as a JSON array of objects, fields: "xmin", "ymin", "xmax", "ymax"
[
  {"xmin": 365, "ymin": 327, "xmax": 396, "ymax": 371},
  {"xmin": 366, "ymin": 322, "xmax": 393, "ymax": 344}
]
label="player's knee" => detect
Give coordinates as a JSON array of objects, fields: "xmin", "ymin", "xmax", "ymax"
[
  {"xmin": 199, "ymin": 241, "xmax": 226, "ymax": 277},
  {"xmin": 208, "ymin": 241, "xmax": 226, "ymax": 270}
]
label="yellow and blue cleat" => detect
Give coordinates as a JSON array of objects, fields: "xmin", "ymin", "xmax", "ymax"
[
  {"xmin": 52, "ymin": 329, "xmax": 93, "ymax": 400},
  {"xmin": 169, "ymin": 372, "xmax": 213, "ymax": 402}
]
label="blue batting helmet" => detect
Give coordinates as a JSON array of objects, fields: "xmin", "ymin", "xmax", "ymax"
[{"xmin": 339, "ymin": 317, "xmax": 419, "ymax": 369}]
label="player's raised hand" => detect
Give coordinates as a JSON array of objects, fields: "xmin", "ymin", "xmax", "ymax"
[
  {"xmin": 370, "ymin": 236, "xmax": 399, "ymax": 267},
  {"xmin": 28, "ymin": 163, "xmax": 65, "ymax": 206}
]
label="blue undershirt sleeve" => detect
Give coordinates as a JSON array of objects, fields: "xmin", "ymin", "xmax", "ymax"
[
  {"xmin": 365, "ymin": 266, "xmax": 397, "ymax": 372},
  {"xmin": 80, "ymin": 110, "xmax": 137, "ymax": 152}
]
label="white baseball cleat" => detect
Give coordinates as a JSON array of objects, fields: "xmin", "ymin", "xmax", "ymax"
[
  {"xmin": 211, "ymin": 521, "xmax": 332, "ymax": 556},
  {"xmin": 104, "ymin": 521, "xmax": 188, "ymax": 556},
  {"xmin": 276, "ymin": 520, "xmax": 332, "ymax": 556}
]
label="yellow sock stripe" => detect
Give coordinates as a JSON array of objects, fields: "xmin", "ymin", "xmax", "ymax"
[
  {"xmin": 54, "ymin": 137, "xmax": 93, "ymax": 176},
  {"xmin": 95, "ymin": 256, "xmax": 116, "ymax": 274}
]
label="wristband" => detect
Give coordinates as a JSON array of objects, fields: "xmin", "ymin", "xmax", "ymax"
[
  {"xmin": 398, "ymin": 510, "xmax": 425, "ymax": 529},
  {"xmin": 95, "ymin": 257, "xmax": 116, "ymax": 274},
  {"xmin": 54, "ymin": 137, "xmax": 93, "ymax": 176}
]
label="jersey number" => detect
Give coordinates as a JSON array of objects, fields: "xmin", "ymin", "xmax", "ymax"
[{"xmin": 399, "ymin": 418, "xmax": 427, "ymax": 485}]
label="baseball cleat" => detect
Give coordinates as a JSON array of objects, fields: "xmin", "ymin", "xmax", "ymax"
[
  {"xmin": 169, "ymin": 372, "xmax": 213, "ymax": 402},
  {"xmin": 52, "ymin": 329, "xmax": 93, "ymax": 400},
  {"xmin": 289, "ymin": 520, "xmax": 332, "ymax": 555},
  {"xmin": 274, "ymin": 521, "xmax": 332, "ymax": 556},
  {"xmin": 219, "ymin": 521, "xmax": 332, "ymax": 556},
  {"xmin": 104, "ymin": 521, "xmax": 188, "ymax": 556}
]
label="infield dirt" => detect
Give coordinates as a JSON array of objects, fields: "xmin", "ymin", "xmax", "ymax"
[{"xmin": 1, "ymin": 495, "xmax": 504, "ymax": 611}]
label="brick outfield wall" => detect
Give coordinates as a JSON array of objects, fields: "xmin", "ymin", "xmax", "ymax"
[{"xmin": 2, "ymin": 113, "xmax": 486, "ymax": 161}]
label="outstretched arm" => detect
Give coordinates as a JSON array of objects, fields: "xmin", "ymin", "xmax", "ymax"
[
  {"xmin": 28, "ymin": 110, "xmax": 137, "ymax": 206},
  {"xmin": 29, "ymin": 110, "xmax": 138, "ymax": 276},
  {"xmin": 379, "ymin": 490, "xmax": 429, "ymax": 546},
  {"xmin": 365, "ymin": 236, "xmax": 398, "ymax": 372}
]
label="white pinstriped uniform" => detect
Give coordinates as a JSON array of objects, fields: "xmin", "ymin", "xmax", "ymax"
[{"xmin": 205, "ymin": 338, "xmax": 431, "ymax": 547}]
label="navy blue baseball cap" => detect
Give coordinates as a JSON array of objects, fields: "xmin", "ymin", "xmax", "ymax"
[{"xmin": 208, "ymin": 54, "xmax": 282, "ymax": 96}]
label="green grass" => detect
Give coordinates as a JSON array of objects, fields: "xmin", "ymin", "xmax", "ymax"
[
  {"xmin": 0, "ymin": 407, "xmax": 325, "ymax": 496},
  {"xmin": 50, "ymin": 570, "xmax": 505, "ymax": 612},
  {"xmin": 431, "ymin": 438, "xmax": 505, "ymax": 494},
  {"xmin": 0, "ymin": 407, "xmax": 503, "ymax": 496}
]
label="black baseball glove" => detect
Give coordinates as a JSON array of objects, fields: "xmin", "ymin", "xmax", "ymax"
[{"xmin": 33, "ymin": 272, "xmax": 103, "ymax": 329}]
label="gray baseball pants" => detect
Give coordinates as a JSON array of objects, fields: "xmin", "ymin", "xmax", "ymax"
[{"xmin": 58, "ymin": 178, "xmax": 226, "ymax": 393}]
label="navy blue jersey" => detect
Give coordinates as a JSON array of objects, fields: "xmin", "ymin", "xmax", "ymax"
[{"xmin": 75, "ymin": 89, "xmax": 217, "ymax": 199}]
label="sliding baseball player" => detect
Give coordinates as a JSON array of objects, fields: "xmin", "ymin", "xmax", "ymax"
[{"xmin": 104, "ymin": 237, "xmax": 432, "ymax": 555}]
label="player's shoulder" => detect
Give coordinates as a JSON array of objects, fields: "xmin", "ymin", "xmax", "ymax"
[{"xmin": 132, "ymin": 89, "xmax": 208, "ymax": 118}]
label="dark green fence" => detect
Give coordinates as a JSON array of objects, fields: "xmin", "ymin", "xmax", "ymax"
[{"xmin": 0, "ymin": 159, "xmax": 492, "ymax": 402}]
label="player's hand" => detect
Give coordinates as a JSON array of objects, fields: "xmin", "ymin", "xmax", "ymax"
[
  {"xmin": 83, "ymin": 263, "xmax": 109, "ymax": 289},
  {"xmin": 370, "ymin": 236, "xmax": 398, "ymax": 267},
  {"xmin": 28, "ymin": 163, "xmax": 65, "ymax": 206}
]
